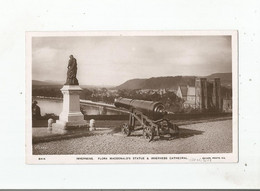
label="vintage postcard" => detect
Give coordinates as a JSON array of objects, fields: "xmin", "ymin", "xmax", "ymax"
[{"xmin": 26, "ymin": 31, "xmax": 238, "ymax": 164}]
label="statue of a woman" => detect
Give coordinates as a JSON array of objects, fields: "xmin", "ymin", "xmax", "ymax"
[{"xmin": 65, "ymin": 55, "xmax": 79, "ymax": 85}]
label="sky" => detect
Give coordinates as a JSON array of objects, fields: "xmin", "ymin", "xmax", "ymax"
[{"xmin": 32, "ymin": 35, "xmax": 232, "ymax": 86}]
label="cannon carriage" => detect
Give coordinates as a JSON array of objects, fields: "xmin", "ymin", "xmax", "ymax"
[{"xmin": 114, "ymin": 97, "xmax": 179, "ymax": 141}]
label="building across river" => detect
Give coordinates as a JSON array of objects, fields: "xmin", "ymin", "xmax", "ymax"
[{"xmin": 177, "ymin": 78, "xmax": 223, "ymax": 111}]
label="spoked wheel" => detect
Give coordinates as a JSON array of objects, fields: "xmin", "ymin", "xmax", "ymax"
[
  {"xmin": 143, "ymin": 126, "xmax": 154, "ymax": 142},
  {"xmin": 122, "ymin": 123, "xmax": 131, "ymax": 136}
]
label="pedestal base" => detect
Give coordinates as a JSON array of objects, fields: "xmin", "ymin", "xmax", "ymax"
[
  {"xmin": 51, "ymin": 85, "xmax": 89, "ymax": 134},
  {"xmin": 52, "ymin": 120, "xmax": 89, "ymax": 134}
]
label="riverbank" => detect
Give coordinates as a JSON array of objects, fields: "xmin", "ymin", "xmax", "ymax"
[
  {"xmin": 33, "ymin": 96, "xmax": 128, "ymax": 115},
  {"xmin": 33, "ymin": 96, "xmax": 116, "ymax": 108}
]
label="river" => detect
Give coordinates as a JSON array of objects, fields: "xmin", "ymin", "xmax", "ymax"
[{"xmin": 35, "ymin": 98, "xmax": 124, "ymax": 116}]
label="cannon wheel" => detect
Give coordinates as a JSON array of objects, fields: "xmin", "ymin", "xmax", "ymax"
[
  {"xmin": 143, "ymin": 126, "xmax": 154, "ymax": 142},
  {"xmin": 122, "ymin": 123, "xmax": 131, "ymax": 136}
]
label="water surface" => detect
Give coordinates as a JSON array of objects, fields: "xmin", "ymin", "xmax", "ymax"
[{"xmin": 35, "ymin": 98, "xmax": 123, "ymax": 116}]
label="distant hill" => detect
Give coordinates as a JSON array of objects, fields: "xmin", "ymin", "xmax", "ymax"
[
  {"xmin": 116, "ymin": 73, "xmax": 232, "ymax": 90},
  {"xmin": 206, "ymin": 73, "xmax": 232, "ymax": 87},
  {"xmin": 32, "ymin": 80, "xmax": 115, "ymax": 89},
  {"xmin": 115, "ymin": 78, "xmax": 147, "ymax": 90},
  {"xmin": 32, "ymin": 80, "xmax": 63, "ymax": 86}
]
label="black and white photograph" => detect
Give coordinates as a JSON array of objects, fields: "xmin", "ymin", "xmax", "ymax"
[{"xmin": 26, "ymin": 31, "xmax": 238, "ymax": 164}]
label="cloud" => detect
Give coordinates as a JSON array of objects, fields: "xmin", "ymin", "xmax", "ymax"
[{"xmin": 32, "ymin": 36, "xmax": 232, "ymax": 86}]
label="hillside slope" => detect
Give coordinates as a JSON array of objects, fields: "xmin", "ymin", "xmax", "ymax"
[
  {"xmin": 116, "ymin": 73, "xmax": 232, "ymax": 90},
  {"xmin": 32, "ymin": 80, "xmax": 62, "ymax": 86}
]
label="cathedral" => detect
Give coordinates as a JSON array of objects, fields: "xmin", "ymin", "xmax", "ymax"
[{"xmin": 176, "ymin": 78, "xmax": 222, "ymax": 111}]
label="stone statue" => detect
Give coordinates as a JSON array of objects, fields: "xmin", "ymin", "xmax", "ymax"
[{"xmin": 65, "ymin": 55, "xmax": 79, "ymax": 85}]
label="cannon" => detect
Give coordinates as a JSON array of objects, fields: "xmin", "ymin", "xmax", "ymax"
[{"xmin": 114, "ymin": 97, "xmax": 179, "ymax": 141}]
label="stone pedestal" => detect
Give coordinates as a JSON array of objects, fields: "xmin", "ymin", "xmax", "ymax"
[{"xmin": 52, "ymin": 85, "xmax": 88, "ymax": 133}]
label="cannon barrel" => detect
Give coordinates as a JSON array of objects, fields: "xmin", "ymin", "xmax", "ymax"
[{"xmin": 114, "ymin": 97, "xmax": 166, "ymax": 120}]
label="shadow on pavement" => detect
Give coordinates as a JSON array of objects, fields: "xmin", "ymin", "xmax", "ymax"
[
  {"xmin": 153, "ymin": 128, "xmax": 204, "ymax": 141},
  {"xmin": 177, "ymin": 127, "xmax": 204, "ymax": 138},
  {"xmin": 124, "ymin": 127, "xmax": 204, "ymax": 142}
]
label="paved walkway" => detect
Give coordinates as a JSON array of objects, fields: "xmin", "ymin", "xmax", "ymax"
[{"xmin": 33, "ymin": 119, "xmax": 232, "ymax": 155}]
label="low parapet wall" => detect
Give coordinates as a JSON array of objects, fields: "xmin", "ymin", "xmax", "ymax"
[
  {"xmin": 33, "ymin": 112, "xmax": 232, "ymax": 128},
  {"xmin": 84, "ymin": 112, "xmax": 232, "ymax": 120},
  {"xmin": 39, "ymin": 112, "xmax": 231, "ymax": 121},
  {"xmin": 166, "ymin": 112, "xmax": 232, "ymax": 120}
]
